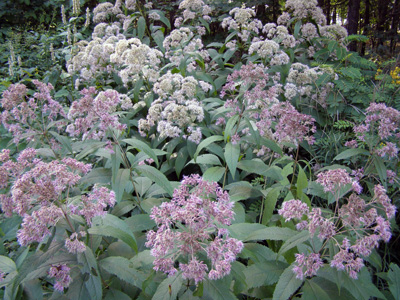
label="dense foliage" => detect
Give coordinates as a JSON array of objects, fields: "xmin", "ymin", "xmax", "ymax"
[{"xmin": 0, "ymin": 0, "xmax": 399, "ymax": 299}]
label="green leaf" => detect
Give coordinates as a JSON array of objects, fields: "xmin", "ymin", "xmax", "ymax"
[
  {"xmin": 302, "ymin": 278, "xmax": 332, "ymax": 300},
  {"xmin": 341, "ymin": 268, "xmax": 386, "ymax": 300},
  {"xmin": 77, "ymin": 247, "xmax": 102, "ymax": 300},
  {"xmin": 279, "ymin": 229, "xmax": 310, "ymax": 255},
  {"xmin": 123, "ymin": 138, "xmax": 159, "ymax": 167},
  {"xmin": 261, "ymin": 187, "xmax": 281, "ymax": 225},
  {"xmin": 137, "ymin": 16, "xmax": 146, "ymax": 40},
  {"xmin": 244, "ymin": 261, "xmax": 288, "ymax": 288},
  {"xmin": 224, "ymin": 114, "xmax": 239, "ymax": 142},
  {"xmin": 125, "ymin": 214, "xmax": 156, "ymax": 232},
  {"xmin": 89, "ymin": 214, "xmax": 138, "ymax": 253},
  {"xmin": 0, "ymin": 256, "xmax": 16, "ymax": 274},
  {"xmin": 135, "ymin": 165, "xmax": 174, "ymax": 196},
  {"xmin": 188, "ymin": 154, "xmax": 221, "ymax": 166},
  {"xmin": 333, "ymin": 148, "xmax": 369, "ymax": 160},
  {"xmin": 340, "ymin": 67, "xmax": 362, "ymax": 79},
  {"xmin": 152, "ymin": 273, "xmax": 184, "ymax": 300},
  {"xmin": 273, "ymin": 265, "xmax": 303, "ymax": 300},
  {"xmin": 203, "ymin": 276, "xmax": 238, "ymax": 300},
  {"xmin": 228, "ymin": 184, "xmax": 264, "ymax": 202},
  {"xmin": 388, "ymin": 263, "xmax": 400, "ymax": 299},
  {"xmin": 241, "ymin": 243, "xmax": 284, "ymax": 263},
  {"xmin": 296, "ymin": 166, "xmax": 309, "ymax": 202},
  {"xmin": 229, "ymin": 224, "xmax": 297, "ymax": 242},
  {"xmin": 194, "ymin": 135, "xmax": 224, "ymax": 160},
  {"xmin": 202, "ymin": 166, "xmax": 226, "ymax": 182},
  {"xmin": 112, "ymin": 169, "xmax": 130, "ymax": 203},
  {"xmin": 373, "ymin": 156, "xmax": 387, "ymax": 188},
  {"xmin": 48, "ymin": 131, "xmax": 73, "ymax": 154},
  {"xmin": 99, "ymin": 256, "xmax": 144, "ymax": 288},
  {"xmin": 175, "ymin": 146, "xmax": 188, "ymax": 177},
  {"xmin": 80, "ymin": 168, "xmax": 112, "ymax": 186},
  {"xmin": 224, "ymin": 142, "xmax": 240, "ymax": 179},
  {"xmin": 105, "ymin": 289, "xmax": 132, "ymax": 300}
]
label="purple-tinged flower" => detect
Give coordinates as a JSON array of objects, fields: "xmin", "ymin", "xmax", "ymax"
[
  {"xmin": 331, "ymin": 241, "xmax": 364, "ymax": 279},
  {"xmin": 293, "ymin": 253, "xmax": 324, "ymax": 280},
  {"xmin": 316, "ymin": 169, "xmax": 360, "ymax": 194},
  {"xmin": 146, "ymin": 174, "xmax": 242, "ymax": 283},
  {"xmin": 65, "ymin": 232, "xmax": 86, "ymax": 254},
  {"xmin": 278, "ymin": 199, "xmax": 309, "ymax": 222},
  {"xmin": 48, "ymin": 264, "xmax": 72, "ymax": 292},
  {"xmin": 344, "ymin": 139, "xmax": 358, "ymax": 148},
  {"xmin": 376, "ymin": 142, "xmax": 398, "ymax": 158},
  {"xmin": 373, "ymin": 185, "xmax": 396, "ymax": 219},
  {"xmin": 308, "ymin": 208, "xmax": 336, "ymax": 240}
]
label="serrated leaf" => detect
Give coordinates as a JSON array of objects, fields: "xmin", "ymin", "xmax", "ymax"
[
  {"xmin": 273, "ymin": 265, "xmax": 303, "ymax": 300},
  {"xmin": 224, "ymin": 142, "xmax": 240, "ymax": 179},
  {"xmin": 188, "ymin": 154, "xmax": 221, "ymax": 166},
  {"xmin": 388, "ymin": 263, "xmax": 400, "ymax": 299},
  {"xmin": 137, "ymin": 16, "xmax": 146, "ymax": 40},
  {"xmin": 202, "ymin": 166, "xmax": 226, "ymax": 182},
  {"xmin": 241, "ymin": 243, "xmax": 284, "ymax": 263},
  {"xmin": 0, "ymin": 256, "xmax": 16, "ymax": 273},
  {"xmin": 99, "ymin": 256, "xmax": 143, "ymax": 288},
  {"xmin": 279, "ymin": 229, "xmax": 310, "ymax": 255},
  {"xmin": 123, "ymin": 138, "xmax": 159, "ymax": 167},
  {"xmin": 374, "ymin": 156, "xmax": 387, "ymax": 188},
  {"xmin": 302, "ymin": 279, "xmax": 332, "ymax": 300},
  {"xmin": 262, "ymin": 187, "xmax": 281, "ymax": 225},
  {"xmin": 229, "ymin": 224, "xmax": 297, "ymax": 242},
  {"xmin": 194, "ymin": 135, "xmax": 224, "ymax": 159},
  {"xmin": 135, "ymin": 164, "xmax": 174, "ymax": 196},
  {"xmin": 105, "ymin": 289, "xmax": 132, "ymax": 300},
  {"xmin": 125, "ymin": 214, "xmax": 156, "ymax": 232},
  {"xmin": 244, "ymin": 261, "xmax": 288, "ymax": 288},
  {"xmin": 152, "ymin": 273, "xmax": 183, "ymax": 300},
  {"xmin": 228, "ymin": 185, "xmax": 264, "ymax": 201},
  {"xmin": 341, "ymin": 268, "xmax": 386, "ymax": 300},
  {"xmin": 333, "ymin": 148, "xmax": 370, "ymax": 160},
  {"xmin": 224, "ymin": 115, "xmax": 239, "ymax": 142},
  {"xmin": 203, "ymin": 277, "xmax": 238, "ymax": 300},
  {"xmin": 78, "ymin": 248, "xmax": 102, "ymax": 300},
  {"xmin": 112, "ymin": 169, "xmax": 130, "ymax": 203},
  {"xmin": 296, "ymin": 166, "xmax": 309, "ymax": 202},
  {"xmin": 89, "ymin": 214, "xmax": 137, "ymax": 253},
  {"xmin": 80, "ymin": 168, "xmax": 112, "ymax": 186}
]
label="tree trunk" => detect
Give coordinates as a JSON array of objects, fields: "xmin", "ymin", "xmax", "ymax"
[
  {"xmin": 390, "ymin": 0, "xmax": 400, "ymax": 53},
  {"xmin": 361, "ymin": 0, "xmax": 370, "ymax": 55},
  {"xmin": 332, "ymin": 6, "xmax": 337, "ymax": 24},
  {"xmin": 347, "ymin": 0, "xmax": 361, "ymax": 51}
]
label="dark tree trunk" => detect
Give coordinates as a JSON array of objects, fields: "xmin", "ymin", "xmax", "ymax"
[
  {"xmin": 361, "ymin": 0, "xmax": 370, "ymax": 55},
  {"xmin": 376, "ymin": 0, "xmax": 390, "ymax": 52},
  {"xmin": 325, "ymin": 0, "xmax": 331, "ymax": 24},
  {"xmin": 347, "ymin": 0, "xmax": 361, "ymax": 51},
  {"xmin": 390, "ymin": 0, "xmax": 400, "ymax": 53},
  {"xmin": 271, "ymin": 0, "xmax": 281, "ymax": 23},
  {"xmin": 332, "ymin": 6, "xmax": 337, "ymax": 24}
]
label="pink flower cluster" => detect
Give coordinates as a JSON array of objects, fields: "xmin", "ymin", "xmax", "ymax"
[
  {"xmin": 0, "ymin": 148, "xmax": 115, "ymax": 249},
  {"xmin": 279, "ymin": 181, "xmax": 395, "ymax": 279},
  {"xmin": 48, "ymin": 264, "xmax": 72, "ymax": 292},
  {"xmin": 220, "ymin": 62, "xmax": 316, "ymax": 150},
  {"xmin": 0, "ymin": 81, "xmax": 66, "ymax": 145},
  {"xmin": 66, "ymin": 87, "xmax": 127, "ymax": 140},
  {"xmin": 351, "ymin": 103, "xmax": 400, "ymax": 157},
  {"xmin": 146, "ymin": 174, "xmax": 243, "ymax": 284},
  {"xmin": 316, "ymin": 168, "xmax": 362, "ymax": 195}
]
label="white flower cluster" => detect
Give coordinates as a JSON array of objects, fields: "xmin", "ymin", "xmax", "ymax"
[
  {"xmin": 178, "ymin": 0, "xmax": 212, "ymax": 23},
  {"xmin": 319, "ymin": 24, "xmax": 348, "ymax": 46},
  {"xmin": 163, "ymin": 27, "xmax": 210, "ymax": 71},
  {"xmin": 138, "ymin": 72, "xmax": 212, "ymax": 143},
  {"xmin": 285, "ymin": 0, "xmax": 326, "ymax": 25},
  {"xmin": 67, "ymin": 27, "xmax": 163, "ymax": 86},
  {"xmin": 262, "ymin": 23, "xmax": 297, "ymax": 48},
  {"xmin": 221, "ymin": 6, "xmax": 262, "ymax": 41},
  {"xmin": 249, "ymin": 40, "xmax": 280, "ymax": 59},
  {"xmin": 111, "ymin": 38, "xmax": 163, "ymax": 85},
  {"xmin": 92, "ymin": 0, "xmax": 135, "ymax": 24},
  {"xmin": 284, "ymin": 63, "xmax": 337, "ymax": 107}
]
